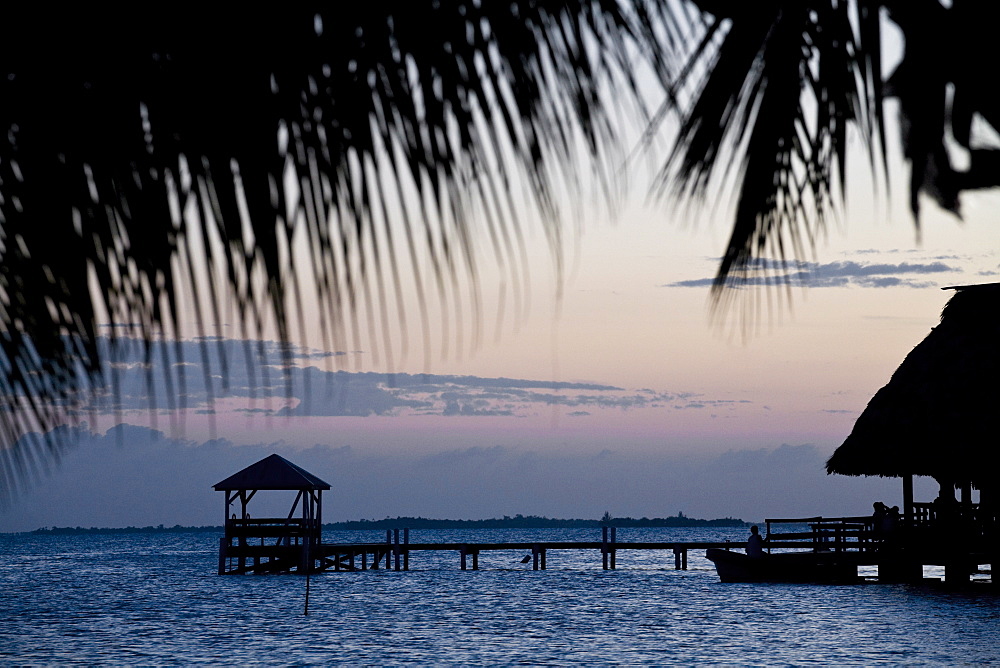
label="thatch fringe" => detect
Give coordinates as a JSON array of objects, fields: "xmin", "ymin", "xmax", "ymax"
[{"xmin": 827, "ymin": 284, "xmax": 1000, "ymax": 487}]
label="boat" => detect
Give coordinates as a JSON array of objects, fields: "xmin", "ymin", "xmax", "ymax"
[{"xmin": 706, "ymin": 548, "xmax": 861, "ymax": 583}]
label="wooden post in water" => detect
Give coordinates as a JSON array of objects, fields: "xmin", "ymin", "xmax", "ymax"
[
  {"xmin": 237, "ymin": 491, "xmax": 247, "ymax": 573},
  {"xmin": 602, "ymin": 526, "xmax": 608, "ymax": 570},
  {"xmin": 532, "ymin": 545, "xmax": 540, "ymax": 571},
  {"xmin": 217, "ymin": 537, "xmax": 227, "ymax": 575},
  {"xmin": 945, "ymin": 561, "xmax": 971, "ymax": 586},
  {"xmin": 394, "ymin": 529, "xmax": 401, "ymax": 571},
  {"xmin": 404, "ymin": 529, "xmax": 410, "ymax": 571},
  {"xmin": 460, "ymin": 546, "xmax": 468, "ymax": 570},
  {"xmin": 301, "ymin": 513, "xmax": 312, "ymax": 574},
  {"xmin": 610, "ymin": 528, "xmax": 617, "ymax": 570}
]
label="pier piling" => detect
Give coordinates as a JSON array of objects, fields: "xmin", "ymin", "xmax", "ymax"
[{"xmin": 601, "ymin": 526, "xmax": 618, "ymax": 569}]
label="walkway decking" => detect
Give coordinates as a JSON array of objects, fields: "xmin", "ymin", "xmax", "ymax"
[
  {"xmin": 218, "ymin": 516, "xmax": 997, "ymax": 586},
  {"xmin": 218, "ymin": 524, "xmax": 747, "ymax": 574},
  {"xmin": 315, "ymin": 539, "xmax": 744, "ymax": 572}
]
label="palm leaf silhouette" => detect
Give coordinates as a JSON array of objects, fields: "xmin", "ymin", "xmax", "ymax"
[
  {"xmin": 0, "ymin": 2, "xmax": 678, "ymax": 498},
  {"xmin": 3, "ymin": 2, "xmax": 998, "ymax": 498},
  {"xmin": 662, "ymin": 0, "xmax": 1000, "ymax": 309},
  {"xmin": 659, "ymin": 1, "xmax": 886, "ymax": 304}
]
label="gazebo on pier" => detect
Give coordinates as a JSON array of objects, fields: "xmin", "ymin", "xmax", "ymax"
[
  {"xmin": 826, "ymin": 283, "xmax": 1000, "ymax": 584},
  {"xmin": 214, "ymin": 454, "xmax": 332, "ymax": 575}
]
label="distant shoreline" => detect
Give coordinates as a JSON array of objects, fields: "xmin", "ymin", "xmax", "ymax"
[
  {"xmin": 23, "ymin": 514, "xmax": 747, "ymax": 535},
  {"xmin": 330, "ymin": 515, "xmax": 748, "ymax": 530}
]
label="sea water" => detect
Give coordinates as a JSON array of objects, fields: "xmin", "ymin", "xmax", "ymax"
[{"xmin": 2, "ymin": 527, "xmax": 999, "ymax": 665}]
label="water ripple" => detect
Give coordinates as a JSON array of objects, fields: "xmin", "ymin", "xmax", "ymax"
[{"xmin": 2, "ymin": 529, "xmax": 999, "ymax": 665}]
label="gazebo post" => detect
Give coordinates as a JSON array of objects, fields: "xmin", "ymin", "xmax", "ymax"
[
  {"xmin": 316, "ymin": 490, "xmax": 323, "ymax": 536},
  {"xmin": 960, "ymin": 482, "xmax": 972, "ymax": 506},
  {"xmin": 939, "ymin": 480, "xmax": 954, "ymax": 503},
  {"xmin": 214, "ymin": 454, "xmax": 332, "ymax": 575},
  {"xmin": 902, "ymin": 475, "xmax": 914, "ymax": 528}
]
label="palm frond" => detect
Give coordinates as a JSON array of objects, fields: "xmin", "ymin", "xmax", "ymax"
[
  {"xmin": 0, "ymin": 2, "xmax": 669, "ymax": 500},
  {"xmin": 6, "ymin": 1, "xmax": 992, "ymax": 500},
  {"xmin": 659, "ymin": 1, "xmax": 887, "ymax": 303}
]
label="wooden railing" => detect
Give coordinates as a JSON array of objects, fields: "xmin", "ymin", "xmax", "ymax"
[
  {"xmin": 766, "ymin": 508, "xmax": 1000, "ymax": 554},
  {"xmin": 223, "ymin": 517, "xmax": 322, "ymax": 546},
  {"xmin": 219, "ymin": 518, "xmax": 325, "ymax": 575},
  {"xmin": 764, "ymin": 516, "xmax": 878, "ymax": 553},
  {"xmin": 911, "ymin": 502, "xmax": 999, "ymax": 544},
  {"xmin": 912, "ymin": 502, "xmax": 994, "ymax": 526}
]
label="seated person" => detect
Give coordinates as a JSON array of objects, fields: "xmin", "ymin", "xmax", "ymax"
[{"xmin": 746, "ymin": 525, "xmax": 766, "ymax": 557}]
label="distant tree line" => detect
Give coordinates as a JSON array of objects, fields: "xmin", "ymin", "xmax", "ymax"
[
  {"xmin": 24, "ymin": 514, "xmax": 747, "ymax": 535},
  {"xmin": 326, "ymin": 513, "xmax": 747, "ymax": 530},
  {"xmin": 28, "ymin": 524, "xmax": 222, "ymax": 536}
]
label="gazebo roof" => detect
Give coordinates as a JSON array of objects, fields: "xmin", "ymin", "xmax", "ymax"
[
  {"xmin": 213, "ymin": 454, "xmax": 331, "ymax": 491},
  {"xmin": 826, "ymin": 283, "xmax": 1000, "ymax": 486}
]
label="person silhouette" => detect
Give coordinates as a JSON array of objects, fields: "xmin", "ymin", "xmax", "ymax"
[
  {"xmin": 886, "ymin": 506, "xmax": 900, "ymax": 530},
  {"xmin": 883, "ymin": 506, "xmax": 900, "ymax": 543},
  {"xmin": 746, "ymin": 525, "xmax": 765, "ymax": 558},
  {"xmin": 872, "ymin": 502, "xmax": 887, "ymax": 540}
]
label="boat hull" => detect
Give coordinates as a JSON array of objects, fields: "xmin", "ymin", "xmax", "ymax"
[{"xmin": 706, "ymin": 548, "xmax": 859, "ymax": 583}]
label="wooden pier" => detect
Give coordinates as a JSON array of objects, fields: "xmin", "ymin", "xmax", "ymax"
[
  {"xmin": 213, "ymin": 455, "xmax": 996, "ymax": 585},
  {"xmin": 216, "ymin": 511, "xmax": 997, "ymax": 583},
  {"xmin": 242, "ymin": 515, "xmax": 995, "ymax": 586},
  {"xmin": 217, "ymin": 516, "xmax": 997, "ymax": 584},
  {"xmin": 756, "ymin": 514, "xmax": 997, "ymax": 585},
  {"xmin": 310, "ymin": 527, "xmax": 731, "ymax": 572},
  {"xmin": 213, "ymin": 456, "xmax": 753, "ymax": 576}
]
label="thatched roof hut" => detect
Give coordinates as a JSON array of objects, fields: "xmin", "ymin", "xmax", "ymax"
[
  {"xmin": 214, "ymin": 453, "xmax": 331, "ymax": 491},
  {"xmin": 827, "ymin": 283, "xmax": 1000, "ymax": 491}
]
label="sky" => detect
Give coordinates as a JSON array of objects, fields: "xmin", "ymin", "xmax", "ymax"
[{"xmin": 2, "ymin": 17, "xmax": 999, "ymax": 533}]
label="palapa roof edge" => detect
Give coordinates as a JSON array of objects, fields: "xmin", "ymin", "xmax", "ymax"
[
  {"xmin": 826, "ymin": 283, "xmax": 1000, "ymax": 485},
  {"xmin": 213, "ymin": 453, "xmax": 332, "ymax": 491}
]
